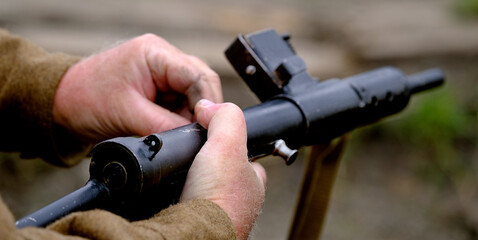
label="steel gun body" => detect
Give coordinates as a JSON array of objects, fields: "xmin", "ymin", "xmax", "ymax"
[{"xmin": 16, "ymin": 29, "xmax": 444, "ymax": 228}]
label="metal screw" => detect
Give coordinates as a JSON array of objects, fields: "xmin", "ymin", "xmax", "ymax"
[
  {"xmin": 282, "ymin": 33, "xmax": 291, "ymax": 41},
  {"xmin": 273, "ymin": 139, "xmax": 298, "ymax": 165},
  {"xmin": 245, "ymin": 65, "xmax": 256, "ymax": 75}
]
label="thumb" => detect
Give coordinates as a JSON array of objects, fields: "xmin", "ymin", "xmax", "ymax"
[
  {"xmin": 252, "ymin": 162, "xmax": 267, "ymax": 187},
  {"xmin": 184, "ymin": 100, "xmax": 265, "ymax": 240}
]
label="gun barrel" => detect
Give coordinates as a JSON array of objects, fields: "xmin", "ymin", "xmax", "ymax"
[
  {"xmin": 16, "ymin": 66, "xmax": 445, "ymax": 227},
  {"xmin": 15, "ymin": 180, "xmax": 110, "ymax": 228},
  {"xmin": 407, "ymin": 68, "xmax": 445, "ymax": 94}
]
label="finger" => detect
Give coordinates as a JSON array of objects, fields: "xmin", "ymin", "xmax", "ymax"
[
  {"xmin": 184, "ymin": 70, "xmax": 223, "ymax": 110},
  {"xmin": 195, "ymin": 100, "xmax": 247, "ymax": 155},
  {"xmin": 194, "ymin": 99, "xmax": 221, "ymax": 129},
  {"xmin": 156, "ymin": 92, "xmax": 193, "ymax": 120},
  {"xmin": 128, "ymin": 94, "xmax": 191, "ymax": 136},
  {"xmin": 251, "ymin": 162, "xmax": 267, "ymax": 186},
  {"xmin": 166, "ymin": 55, "xmax": 223, "ymax": 108},
  {"xmin": 183, "ymin": 55, "xmax": 223, "ymax": 106},
  {"xmin": 145, "ymin": 40, "xmax": 223, "ymax": 107}
]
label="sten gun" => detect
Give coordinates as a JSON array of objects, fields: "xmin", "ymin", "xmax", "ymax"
[{"xmin": 16, "ymin": 29, "xmax": 444, "ymax": 228}]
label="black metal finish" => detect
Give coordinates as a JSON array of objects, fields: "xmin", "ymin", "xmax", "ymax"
[
  {"xmin": 15, "ymin": 179, "xmax": 109, "ymax": 228},
  {"xmin": 16, "ymin": 29, "xmax": 445, "ymax": 228},
  {"xmin": 88, "ymin": 123, "xmax": 207, "ymax": 197}
]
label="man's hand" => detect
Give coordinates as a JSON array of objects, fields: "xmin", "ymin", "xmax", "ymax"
[
  {"xmin": 53, "ymin": 34, "xmax": 222, "ymax": 142},
  {"xmin": 53, "ymin": 34, "xmax": 265, "ymax": 239},
  {"xmin": 181, "ymin": 100, "xmax": 267, "ymax": 240}
]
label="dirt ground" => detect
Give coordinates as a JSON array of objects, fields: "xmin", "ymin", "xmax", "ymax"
[{"xmin": 1, "ymin": 0, "xmax": 478, "ymax": 239}]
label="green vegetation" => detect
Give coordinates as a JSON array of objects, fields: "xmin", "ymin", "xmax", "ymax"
[
  {"xmin": 388, "ymin": 90, "xmax": 474, "ymax": 186},
  {"xmin": 351, "ymin": 87, "xmax": 478, "ymax": 236},
  {"xmin": 359, "ymin": 88, "xmax": 476, "ymax": 187},
  {"xmin": 457, "ymin": 0, "xmax": 478, "ymax": 18}
]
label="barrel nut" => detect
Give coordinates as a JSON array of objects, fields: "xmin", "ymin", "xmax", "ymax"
[{"xmin": 273, "ymin": 139, "xmax": 298, "ymax": 165}]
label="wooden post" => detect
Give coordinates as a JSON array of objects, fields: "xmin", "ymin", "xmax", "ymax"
[{"xmin": 288, "ymin": 137, "xmax": 347, "ymax": 240}]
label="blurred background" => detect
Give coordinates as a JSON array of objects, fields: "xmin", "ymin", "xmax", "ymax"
[{"xmin": 1, "ymin": 0, "xmax": 477, "ymax": 239}]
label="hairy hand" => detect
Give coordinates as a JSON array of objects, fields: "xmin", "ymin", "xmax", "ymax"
[
  {"xmin": 181, "ymin": 100, "xmax": 266, "ymax": 240},
  {"xmin": 53, "ymin": 34, "xmax": 222, "ymax": 142}
]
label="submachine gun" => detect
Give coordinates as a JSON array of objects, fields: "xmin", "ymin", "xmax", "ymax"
[{"xmin": 16, "ymin": 29, "xmax": 444, "ymax": 229}]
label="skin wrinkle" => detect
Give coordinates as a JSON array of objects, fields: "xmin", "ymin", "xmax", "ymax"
[
  {"xmin": 165, "ymin": 49, "xmax": 220, "ymax": 104},
  {"xmin": 152, "ymin": 57, "xmax": 172, "ymax": 92},
  {"xmin": 144, "ymin": 46, "xmax": 170, "ymax": 94},
  {"xmin": 171, "ymin": 63, "xmax": 197, "ymax": 94},
  {"xmin": 128, "ymin": 60, "xmax": 153, "ymax": 100},
  {"xmin": 146, "ymin": 37, "xmax": 176, "ymax": 92},
  {"xmin": 152, "ymin": 38, "xmax": 222, "ymax": 106},
  {"xmin": 148, "ymin": 49, "xmax": 200, "ymax": 110}
]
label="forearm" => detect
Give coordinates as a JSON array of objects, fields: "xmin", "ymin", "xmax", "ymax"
[{"xmin": 0, "ymin": 29, "xmax": 89, "ymax": 166}]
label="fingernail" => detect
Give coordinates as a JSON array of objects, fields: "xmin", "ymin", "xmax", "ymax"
[{"xmin": 197, "ymin": 99, "xmax": 214, "ymax": 107}]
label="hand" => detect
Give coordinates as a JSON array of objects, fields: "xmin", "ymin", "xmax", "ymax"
[
  {"xmin": 181, "ymin": 100, "xmax": 267, "ymax": 240},
  {"xmin": 53, "ymin": 34, "xmax": 222, "ymax": 142}
]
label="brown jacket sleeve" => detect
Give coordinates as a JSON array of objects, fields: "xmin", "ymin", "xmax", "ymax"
[
  {"xmin": 0, "ymin": 29, "xmax": 89, "ymax": 167},
  {"xmin": 0, "ymin": 195, "xmax": 236, "ymax": 240}
]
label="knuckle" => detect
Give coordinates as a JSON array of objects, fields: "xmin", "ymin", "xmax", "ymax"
[
  {"xmin": 221, "ymin": 102, "xmax": 243, "ymax": 117},
  {"xmin": 186, "ymin": 55, "xmax": 219, "ymax": 78},
  {"xmin": 196, "ymin": 67, "xmax": 220, "ymax": 85},
  {"xmin": 195, "ymin": 71, "xmax": 208, "ymax": 82},
  {"xmin": 139, "ymin": 33, "xmax": 160, "ymax": 42},
  {"xmin": 135, "ymin": 33, "xmax": 170, "ymax": 48},
  {"xmin": 208, "ymin": 71, "xmax": 221, "ymax": 83},
  {"xmin": 222, "ymin": 102, "xmax": 239, "ymax": 109},
  {"xmin": 187, "ymin": 55, "xmax": 203, "ymax": 63}
]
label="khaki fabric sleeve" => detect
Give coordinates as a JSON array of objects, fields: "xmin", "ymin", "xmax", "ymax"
[
  {"xmin": 0, "ymin": 195, "xmax": 236, "ymax": 240},
  {"xmin": 0, "ymin": 29, "xmax": 90, "ymax": 167}
]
